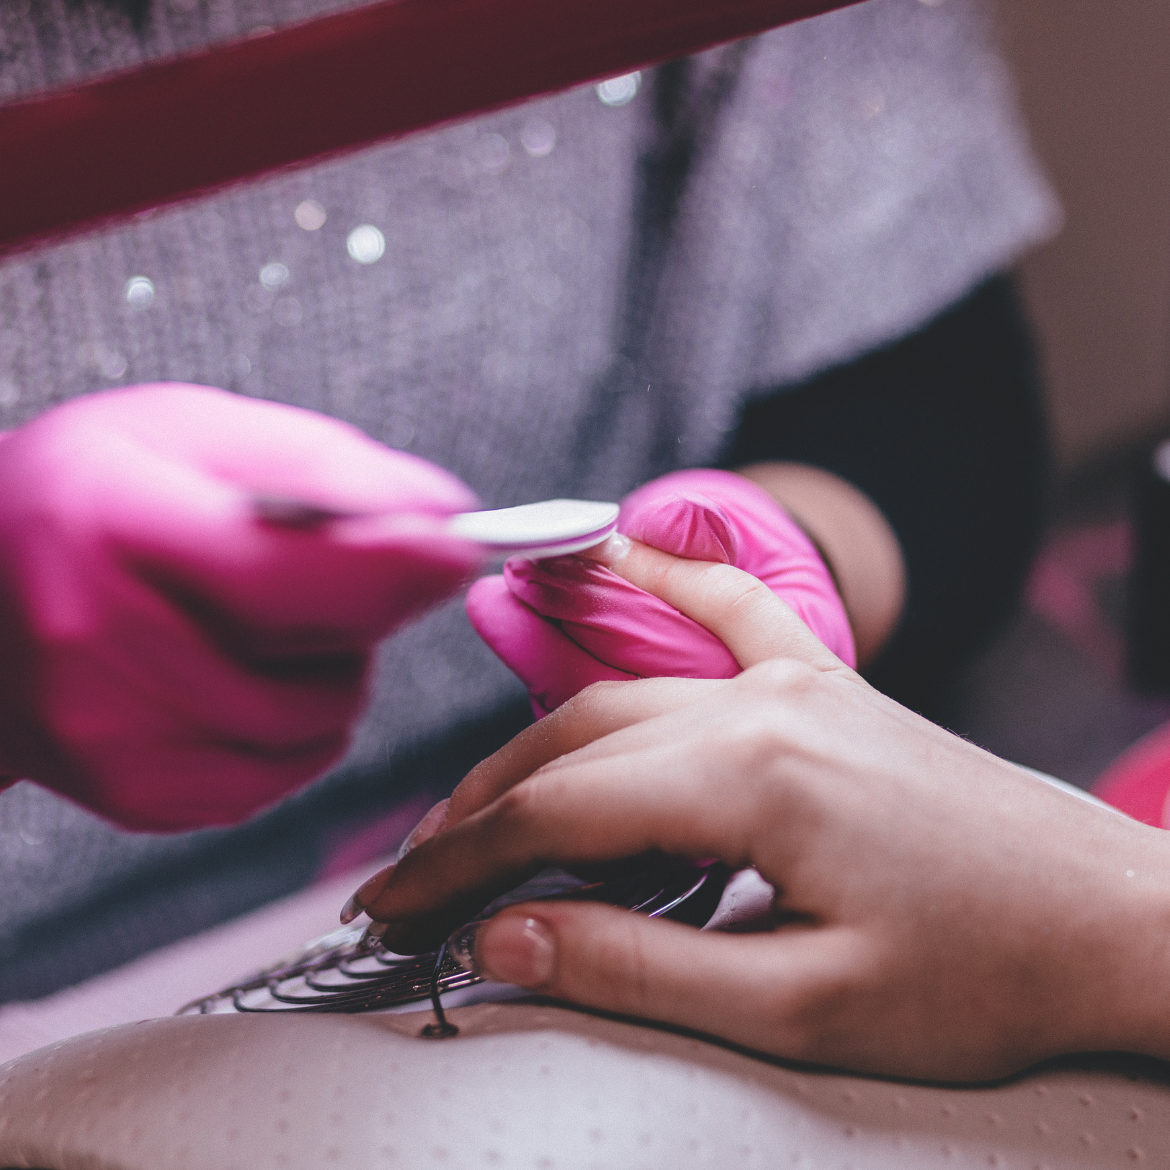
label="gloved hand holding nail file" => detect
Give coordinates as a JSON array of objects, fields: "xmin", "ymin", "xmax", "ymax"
[
  {"xmin": 467, "ymin": 468, "xmax": 855, "ymax": 717},
  {"xmin": 0, "ymin": 384, "xmax": 483, "ymax": 830}
]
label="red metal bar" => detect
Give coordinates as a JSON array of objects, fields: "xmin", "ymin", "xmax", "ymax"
[{"xmin": 0, "ymin": 0, "xmax": 861, "ymax": 257}]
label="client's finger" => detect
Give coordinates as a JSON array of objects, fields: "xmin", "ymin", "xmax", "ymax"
[
  {"xmin": 342, "ymin": 676, "xmax": 722, "ymax": 922},
  {"xmin": 446, "ymin": 675, "xmax": 718, "ymax": 826},
  {"xmin": 589, "ymin": 537, "xmax": 844, "ymax": 671},
  {"xmin": 367, "ymin": 729, "xmax": 749, "ymax": 951},
  {"xmin": 466, "ymin": 901, "xmax": 859, "ymax": 1063}
]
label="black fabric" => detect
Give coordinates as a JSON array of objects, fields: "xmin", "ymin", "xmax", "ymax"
[{"xmin": 724, "ymin": 275, "xmax": 1049, "ymax": 719}]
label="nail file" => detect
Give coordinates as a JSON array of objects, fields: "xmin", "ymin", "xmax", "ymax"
[
  {"xmin": 447, "ymin": 499, "xmax": 619, "ymax": 557},
  {"xmin": 253, "ymin": 495, "xmax": 620, "ymax": 558}
]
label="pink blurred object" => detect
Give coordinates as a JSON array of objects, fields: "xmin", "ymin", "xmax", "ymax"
[
  {"xmin": 0, "ymin": 384, "xmax": 481, "ymax": 831},
  {"xmin": 1093, "ymin": 720, "xmax": 1170, "ymax": 829},
  {"xmin": 1024, "ymin": 521, "xmax": 1132, "ymax": 681},
  {"xmin": 467, "ymin": 468, "xmax": 854, "ymax": 716}
]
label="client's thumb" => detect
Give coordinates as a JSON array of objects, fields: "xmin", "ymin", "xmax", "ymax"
[{"xmin": 465, "ymin": 901, "xmax": 810, "ymax": 1052}]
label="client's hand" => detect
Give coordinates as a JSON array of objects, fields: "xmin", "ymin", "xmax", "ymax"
[
  {"xmin": 466, "ymin": 469, "xmax": 854, "ymax": 716},
  {"xmin": 352, "ymin": 544, "xmax": 1170, "ymax": 1082},
  {"xmin": 0, "ymin": 384, "xmax": 481, "ymax": 830}
]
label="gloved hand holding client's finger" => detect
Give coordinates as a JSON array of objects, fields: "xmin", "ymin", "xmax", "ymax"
[{"xmin": 466, "ymin": 468, "xmax": 856, "ymax": 717}]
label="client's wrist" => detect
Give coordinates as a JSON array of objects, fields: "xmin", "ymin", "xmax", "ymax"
[
  {"xmin": 732, "ymin": 462, "xmax": 906, "ymax": 667},
  {"xmin": 1081, "ymin": 827, "xmax": 1170, "ymax": 1062}
]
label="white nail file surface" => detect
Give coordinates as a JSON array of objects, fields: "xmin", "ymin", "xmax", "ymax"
[
  {"xmin": 254, "ymin": 495, "xmax": 619, "ymax": 558},
  {"xmin": 447, "ymin": 499, "xmax": 619, "ymax": 557}
]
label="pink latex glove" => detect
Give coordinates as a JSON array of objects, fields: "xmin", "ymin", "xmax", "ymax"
[
  {"xmin": 0, "ymin": 384, "xmax": 481, "ymax": 831},
  {"xmin": 466, "ymin": 468, "xmax": 855, "ymax": 717}
]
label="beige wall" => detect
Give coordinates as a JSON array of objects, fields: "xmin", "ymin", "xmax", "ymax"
[{"xmin": 991, "ymin": 0, "xmax": 1170, "ymax": 472}]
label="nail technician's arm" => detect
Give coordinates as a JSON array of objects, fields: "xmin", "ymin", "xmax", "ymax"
[
  {"xmin": 732, "ymin": 461, "xmax": 905, "ymax": 668},
  {"xmin": 0, "ymin": 384, "xmax": 481, "ymax": 831},
  {"xmin": 359, "ymin": 546, "xmax": 1170, "ymax": 1083}
]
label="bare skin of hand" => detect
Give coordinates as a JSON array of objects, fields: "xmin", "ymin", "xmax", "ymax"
[{"xmin": 346, "ymin": 542, "xmax": 1170, "ymax": 1083}]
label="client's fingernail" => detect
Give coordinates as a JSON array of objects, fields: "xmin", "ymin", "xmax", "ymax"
[
  {"xmin": 446, "ymin": 921, "xmax": 482, "ymax": 974},
  {"xmin": 340, "ymin": 862, "xmax": 396, "ymax": 924},
  {"xmin": 395, "ymin": 799, "xmax": 450, "ymax": 862},
  {"xmin": 361, "ymin": 920, "xmax": 390, "ymax": 947},
  {"xmin": 580, "ymin": 531, "xmax": 631, "ymax": 565},
  {"xmin": 476, "ymin": 915, "xmax": 556, "ymax": 988}
]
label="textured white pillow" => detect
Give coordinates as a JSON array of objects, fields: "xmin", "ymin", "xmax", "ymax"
[{"xmin": 0, "ymin": 1002, "xmax": 1166, "ymax": 1169}]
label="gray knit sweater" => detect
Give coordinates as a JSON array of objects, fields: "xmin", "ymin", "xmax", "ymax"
[{"xmin": 0, "ymin": 0, "xmax": 1058, "ymax": 998}]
